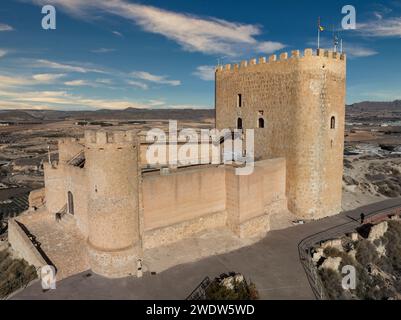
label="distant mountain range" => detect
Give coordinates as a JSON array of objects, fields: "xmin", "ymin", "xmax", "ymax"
[
  {"xmin": 0, "ymin": 108, "xmax": 215, "ymax": 122},
  {"xmin": 0, "ymin": 100, "xmax": 400, "ymax": 122},
  {"xmin": 347, "ymin": 100, "xmax": 401, "ymax": 113}
]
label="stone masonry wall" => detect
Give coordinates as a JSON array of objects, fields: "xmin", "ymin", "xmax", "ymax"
[{"xmin": 216, "ymin": 49, "xmax": 346, "ymax": 219}]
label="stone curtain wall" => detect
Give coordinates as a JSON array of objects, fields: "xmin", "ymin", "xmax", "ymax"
[
  {"xmin": 142, "ymin": 158, "xmax": 287, "ymax": 247},
  {"xmin": 8, "ymin": 219, "xmax": 46, "ymax": 272},
  {"xmin": 142, "ymin": 166, "xmax": 226, "ymax": 231}
]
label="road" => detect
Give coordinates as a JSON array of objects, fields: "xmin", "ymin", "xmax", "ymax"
[{"xmin": 12, "ymin": 197, "xmax": 401, "ymax": 300}]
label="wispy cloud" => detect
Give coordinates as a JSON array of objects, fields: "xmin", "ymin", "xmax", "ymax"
[
  {"xmin": 0, "ymin": 49, "xmax": 7, "ymax": 58},
  {"xmin": 358, "ymin": 16, "xmax": 401, "ymax": 37},
  {"xmin": 343, "ymin": 45, "xmax": 378, "ymax": 58},
  {"xmin": 64, "ymin": 79, "xmax": 95, "ymax": 87},
  {"xmin": 131, "ymin": 71, "xmax": 181, "ymax": 86},
  {"xmin": 0, "ymin": 74, "xmax": 35, "ymax": 87},
  {"xmin": 0, "ymin": 73, "xmax": 64, "ymax": 87},
  {"xmin": 112, "ymin": 30, "xmax": 123, "ymax": 37},
  {"xmin": 95, "ymin": 78, "xmax": 113, "ymax": 85},
  {"xmin": 34, "ymin": 59, "xmax": 106, "ymax": 73},
  {"xmin": 127, "ymin": 80, "xmax": 148, "ymax": 90},
  {"xmin": 0, "ymin": 88, "xmax": 152, "ymax": 110},
  {"xmin": 0, "ymin": 23, "xmax": 13, "ymax": 31},
  {"xmin": 32, "ymin": 73, "xmax": 65, "ymax": 82},
  {"xmin": 193, "ymin": 65, "xmax": 215, "ymax": 81},
  {"xmin": 148, "ymin": 99, "xmax": 165, "ymax": 107},
  {"xmin": 28, "ymin": 0, "xmax": 285, "ymax": 56},
  {"xmin": 91, "ymin": 48, "xmax": 116, "ymax": 53}
]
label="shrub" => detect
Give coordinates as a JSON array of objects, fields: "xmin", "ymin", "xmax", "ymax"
[
  {"xmin": 355, "ymin": 240, "xmax": 379, "ymax": 266},
  {"xmin": 318, "ymin": 268, "xmax": 347, "ymax": 300},
  {"xmin": 382, "ymin": 221, "xmax": 401, "ymax": 272},
  {"xmin": 0, "ymin": 249, "xmax": 37, "ymax": 298},
  {"xmin": 205, "ymin": 275, "xmax": 259, "ymax": 300}
]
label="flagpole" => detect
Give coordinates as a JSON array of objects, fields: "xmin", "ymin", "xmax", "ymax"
[{"xmin": 317, "ymin": 17, "xmax": 320, "ymax": 49}]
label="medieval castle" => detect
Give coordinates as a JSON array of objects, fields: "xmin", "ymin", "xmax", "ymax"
[{"xmin": 8, "ymin": 48, "xmax": 346, "ymax": 279}]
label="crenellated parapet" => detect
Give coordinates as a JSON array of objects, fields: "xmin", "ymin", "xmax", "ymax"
[
  {"xmin": 216, "ymin": 48, "xmax": 346, "ymax": 73},
  {"xmin": 84, "ymin": 129, "xmax": 138, "ymax": 148},
  {"xmin": 59, "ymin": 137, "xmax": 81, "ymax": 145}
]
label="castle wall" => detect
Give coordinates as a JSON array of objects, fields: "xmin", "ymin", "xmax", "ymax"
[
  {"xmin": 142, "ymin": 158, "xmax": 287, "ymax": 247},
  {"xmin": 43, "ymin": 162, "xmax": 66, "ymax": 214},
  {"xmin": 216, "ymin": 49, "xmax": 346, "ymax": 219},
  {"xmin": 140, "ymin": 141, "xmax": 219, "ymax": 168},
  {"xmin": 8, "ymin": 219, "xmax": 47, "ymax": 273},
  {"xmin": 58, "ymin": 138, "xmax": 84, "ymax": 164},
  {"xmin": 225, "ymin": 158, "xmax": 287, "ymax": 237},
  {"xmin": 142, "ymin": 166, "xmax": 226, "ymax": 231},
  {"xmin": 63, "ymin": 166, "xmax": 89, "ymax": 237}
]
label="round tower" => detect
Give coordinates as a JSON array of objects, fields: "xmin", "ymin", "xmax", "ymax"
[{"xmin": 84, "ymin": 129, "xmax": 141, "ymax": 278}]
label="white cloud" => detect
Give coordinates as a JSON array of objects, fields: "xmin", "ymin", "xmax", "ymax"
[
  {"xmin": 193, "ymin": 65, "xmax": 215, "ymax": 81},
  {"xmin": 0, "ymin": 88, "xmax": 152, "ymax": 110},
  {"xmin": 131, "ymin": 71, "xmax": 181, "ymax": 86},
  {"xmin": 64, "ymin": 79, "xmax": 94, "ymax": 86},
  {"xmin": 257, "ymin": 41, "xmax": 286, "ymax": 54},
  {"xmin": 148, "ymin": 99, "xmax": 165, "ymax": 107},
  {"xmin": 0, "ymin": 23, "xmax": 13, "ymax": 31},
  {"xmin": 34, "ymin": 59, "xmax": 106, "ymax": 73},
  {"xmin": 358, "ymin": 16, "xmax": 401, "ymax": 37},
  {"xmin": 127, "ymin": 80, "xmax": 148, "ymax": 90},
  {"xmin": 32, "ymin": 73, "xmax": 65, "ymax": 82},
  {"xmin": 28, "ymin": 0, "xmax": 285, "ymax": 56},
  {"xmin": 343, "ymin": 45, "xmax": 378, "ymax": 58},
  {"xmin": 0, "ymin": 75, "xmax": 34, "ymax": 87},
  {"xmin": 96, "ymin": 78, "xmax": 113, "ymax": 85},
  {"xmin": 0, "ymin": 49, "xmax": 7, "ymax": 58},
  {"xmin": 91, "ymin": 48, "xmax": 116, "ymax": 53},
  {"xmin": 0, "ymin": 73, "xmax": 65, "ymax": 87},
  {"xmin": 112, "ymin": 30, "xmax": 123, "ymax": 37}
]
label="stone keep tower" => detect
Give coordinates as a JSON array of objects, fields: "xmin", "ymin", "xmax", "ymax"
[
  {"xmin": 84, "ymin": 130, "xmax": 141, "ymax": 278},
  {"xmin": 215, "ymin": 49, "xmax": 346, "ymax": 220}
]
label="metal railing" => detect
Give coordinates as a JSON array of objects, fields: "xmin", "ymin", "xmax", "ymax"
[
  {"xmin": 298, "ymin": 204, "xmax": 401, "ymax": 300},
  {"xmin": 186, "ymin": 276, "xmax": 212, "ymax": 300},
  {"xmin": 67, "ymin": 150, "xmax": 85, "ymax": 167}
]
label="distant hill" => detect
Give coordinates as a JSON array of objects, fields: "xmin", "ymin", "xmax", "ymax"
[
  {"xmin": 0, "ymin": 108, "xmax": 215, "ymax": 122},
  {"xmin": 0, "ymin": 110, "xmax": 42, "ymax": 122},
  {"xmin": 347, "ymin": 100, "xmax": 401, "ymax": 113}
]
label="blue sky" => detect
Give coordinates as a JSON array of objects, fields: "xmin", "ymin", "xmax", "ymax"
[{"xmin": 0, "ymin": 0, "xmax": 401, "ymax": 110}]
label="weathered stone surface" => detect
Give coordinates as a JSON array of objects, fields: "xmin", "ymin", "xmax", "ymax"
[
  {"xmin": 368, "ymin": 222, "xmax": 388, "ymax": 242},
  {"xmin": 320, "ymin": 256, "xmax": 342, "ymax": 271},
  {"xmin": 216, "ymin": 50, "xmax": 346, "ymax": 220}
]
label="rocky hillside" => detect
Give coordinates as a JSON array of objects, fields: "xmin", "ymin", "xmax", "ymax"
[{"xmin": 313, "ymin": 219, "xmax": 401, "ymax": 300}]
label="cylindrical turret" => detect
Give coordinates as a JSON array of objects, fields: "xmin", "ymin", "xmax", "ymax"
[{"xmin": 84, "ymin": 129, "xmax": 141, "ymax": 278}]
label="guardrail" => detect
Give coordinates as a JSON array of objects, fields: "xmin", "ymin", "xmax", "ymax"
[
  {"xmin": 186, "ymin": 276, "xmax": 211, "ymax": 300},
  {"xmin": 298, "ymin": 204, "xmax": 401, "ymax": 300}
]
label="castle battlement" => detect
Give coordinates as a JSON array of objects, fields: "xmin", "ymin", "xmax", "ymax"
[
  {"xmin": 59, "ymin": 137, "xmax": 81, "ymax": 145},
  {"xmin": 84, "ymin": 129, "xmax": 137, "ymax": 146},
  {"xmin": 216, "ymin": 48, "xmax": 346, "ymax": 73}
]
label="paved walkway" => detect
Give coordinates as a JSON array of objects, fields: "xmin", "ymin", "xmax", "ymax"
[{"xmin": 12, "ymin": 198, "xmax": 401, "ymax": 300}]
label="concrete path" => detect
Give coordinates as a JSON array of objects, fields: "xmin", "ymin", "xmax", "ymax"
[{"xmin": 12, "ymin": 198, "xmax": 401, "ymax": 300}]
